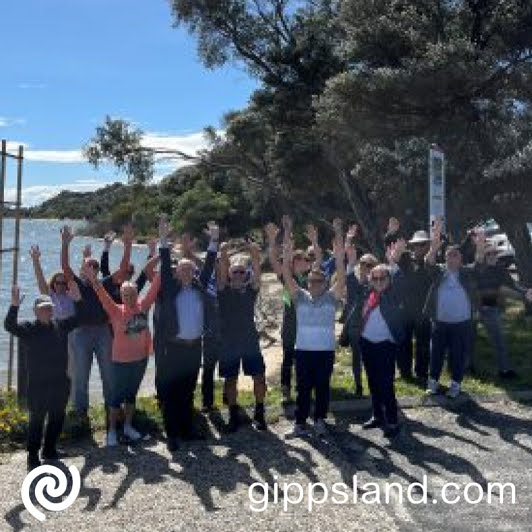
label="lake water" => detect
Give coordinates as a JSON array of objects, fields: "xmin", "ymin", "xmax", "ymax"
[{"xmin": 0, "ymin": 218, "xmax": 156, "ymax": 395}]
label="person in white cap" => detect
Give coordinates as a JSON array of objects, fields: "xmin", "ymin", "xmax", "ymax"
[{"xmin": 4, "ymin": 283, "xmax": 82, "ymax": 471}]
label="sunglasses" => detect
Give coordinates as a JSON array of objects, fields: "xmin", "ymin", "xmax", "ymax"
[
  {"xmin": 231, "ymin": 270, "xmax": 247, "ymax": 275},
  {"xmin": 360, "ymin": 262, "xmax": 377, "ymax": 268},
  {"xmin": 371, "ymin": 275, "xmax": 388, "ymax": 282}
]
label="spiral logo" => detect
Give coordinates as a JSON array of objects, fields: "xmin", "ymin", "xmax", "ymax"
[{"xmin": 21, "ymin": 464, "xmax": 81, "ymax": 522}]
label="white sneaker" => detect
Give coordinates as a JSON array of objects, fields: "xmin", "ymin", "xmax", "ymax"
[
  {"xmin": 285, "ymin": 424, "xmax": 310, "ymax": 439},
  {"xmin": 124, "ymin": 424, "xmax": 142, "ymax": 441},
  {"xmin": 426, "ymin": 378, "xmax": 440, "ymax": 395},
  {"xmin": 106, "ymin": 430, "xmax": 118, "ymax": 447},
  {"xmin": 446, "ymin": 380, "xmax": 461, "ymax": 399},
  {"xmin": 313, "ymin": 419, "xmax": 328, "ymax": 437}
]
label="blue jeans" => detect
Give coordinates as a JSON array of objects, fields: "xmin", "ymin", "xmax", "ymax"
[{"xmin": 71, "ymin": 324, "xmax": 113, "ymax": 412}]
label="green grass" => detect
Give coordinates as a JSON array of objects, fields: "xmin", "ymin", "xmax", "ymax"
[{"xmin": 2, "ymin": 302, "xmax": 532, "ymax": 449}]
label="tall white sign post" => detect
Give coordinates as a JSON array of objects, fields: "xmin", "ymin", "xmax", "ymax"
[{"xmin": 429, "ymin": 145, "xmax": 445, "ymax": 236}]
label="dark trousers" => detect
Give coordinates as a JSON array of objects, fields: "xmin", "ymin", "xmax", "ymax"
[
  {"xmin": 398, "ymin": 316, "xmax": 431, "ymax": 379},
  {"xmin": 27, "ymin": 386, "xmax": 69, "ymax": 456},
  {"xmin": 294, "ymin": 350, "xmax": 334, "ymax": 425},
  {"xmin": 281, "ymin": 344, "xmax": 295, "ymax": 389},
  {"xmin": 430, "ymin": 320, "xmax": 473, "ymax": 383},
  {"xmin": 156, "ymin": 340, "xmax": 202, "ymax": 439},
  {"xmin": 359, "ymin": 338, "xmax": 398, "ymax": 425},
  {"xmin": 201, "ymin": 336, "xmax": 219, "ymax": 408},
  {"xmin": 349, "ymin": 339, "xmax": 363, "ymax": 389}
]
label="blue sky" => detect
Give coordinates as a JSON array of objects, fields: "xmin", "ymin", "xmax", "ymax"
[{"xmin": 0, "ymin": 0, "xmax": 257, "ymax": 206}]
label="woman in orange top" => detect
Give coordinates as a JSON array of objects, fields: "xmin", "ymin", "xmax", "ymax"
[{"xmin": 83, "ymin": 261, "xmax": 160, "ymax": 447}]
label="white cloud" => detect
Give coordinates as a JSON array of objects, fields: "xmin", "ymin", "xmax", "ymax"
[
  {"xmin": 0, "ymin": 117, "xmax": 27, "ymax": 127},
  {"xmin": 3, "ymin": 180, "xmax": 118, "ymax": 207},
  {"xmin": 2, "ymin": 129, "xmax": 224, "ymax": 177},
  {"xmin": 18, "ymin": 83, "xmax": 47, "ymax": 90},
  {"xmin": 24, "ymin": 150, "xmax": 84, "ymax": 163}
]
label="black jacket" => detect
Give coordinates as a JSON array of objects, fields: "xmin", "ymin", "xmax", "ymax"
[
  {"xmin": 346, "ymin": 271, "xmax": 407, "ymax": 345},
  {"xmin": 158, "ymin": 246, "xmax": 216, "ymax": 342}
]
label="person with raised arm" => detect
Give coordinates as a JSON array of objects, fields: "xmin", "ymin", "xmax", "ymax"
[
  {"xmin": 340, "ymin": 225, "xmax": 378, "ymax": 397},
  {"xmin": 82, "ymin": 261, "xmax": 161, "ymax": 447},
  {"xmin": 30, "ymin": 244, "xmax": 78, "ymax": 397},
  {"xmin": 157, "ymin": 216, "xmax": 219, "ymax": 452},
  {"xmin": 423, "ymin": 217, "xmax": 478, "ymax": 398},
  {"xmin": 387, "ymin": 230, "xmax": 433, "ymax": 387},
  {"xmin": 100, "ymin": 232, "xmax": 159, "ymax": 304},
  {"xmin": 346, "ymin": 250, "xmax": 407, "ymax": 438},
  {"xmin": 60, "ymin": 224, "xmax": 133, "ymax": 420},
  {"xmin": 217, "ymin": 238, "xmax": 267, "ymax": 433},
  {"xmin": 282, "ymin": 218, "xmax": 345, "ymax": 439},
  {"xmin": 265, "ymin": 217, "xmax": 311, "ymax": 403},
  {"xmin": 4, "ymin": 282, "xmax": 82, "ymax": 471}
]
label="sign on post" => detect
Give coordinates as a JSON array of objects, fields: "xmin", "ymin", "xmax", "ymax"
[{"xmin": 429, "ymin": 145, "xmax": 445, "ymax": 236}]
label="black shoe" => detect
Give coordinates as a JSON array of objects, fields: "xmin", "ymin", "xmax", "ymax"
[
  {"xmin": 383, "ymin": 424, "xmax": 401, "ymax": 438},
  {"xmin": 42, "ymin": 449, "xmax": 68, "ymax": 461},
  {"xmin": 253, "ymin": 411, "xmax": 267, "ymax": 431},
  {"xmin": 27, "ymin": 454, "xmax": 41, "ymax": 472},
  {"xmin": 362, "ymin": 418, "xmax": 384, "ymax": 430},
  {"xmin": 499, "ymin": 369, "xmax": 517, "ymax": 379},
  {"xmin": 181, "ymin": 429, "xmax": 206, "ymax": 442},
  {"xmin": 166, "ymin": 437, "xmax": 179, "ymax": 453},
  {"xmin": 226, "ymin": 413, "xmax": 240, "ymax": 433}
]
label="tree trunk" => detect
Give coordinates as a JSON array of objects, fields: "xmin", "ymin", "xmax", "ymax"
[{"xmin": 496, "ymin": 219, "xmax": 532, "ymax": 314}]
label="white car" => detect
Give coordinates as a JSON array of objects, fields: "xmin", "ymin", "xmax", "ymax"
[{"xmin": 486, "ymin": 233, "xmax": 515, "ymax": 268}]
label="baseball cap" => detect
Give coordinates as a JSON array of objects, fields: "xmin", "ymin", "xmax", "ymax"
[{"xmin": 34, "ymin": 295, "xmax": 55, "ymax": 309}]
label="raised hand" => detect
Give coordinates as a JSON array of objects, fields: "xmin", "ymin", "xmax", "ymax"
[
  {"xmin": 81, "ymin": 259, "xmax": 97, "ymax": 283},
  {"xmin": 60, "ymin": 225, "xmax": 73, "ymax": 245},
  {"xmin": 332, "ymin": 217, "xmax": 343, "ymax": 236},
  {"xmin": 11, "ymin": 285, "xmax": 24, "ymax": 307},
  {"xmin": 29, "ymin": 245, "xmax": 41, "ymax": 261},
  {"xmin": 346, "ymin": 224, "xmax": 358, "ymax": 240},
  {"xmin": 388, "ymin": 217, "xmax": 400, "ymax": 234},
  {"xmin": 264, "ymin": 222, "xmax": 279, "ymax": 244},
  {"xmin": 390, "ymin": 238, "xmax": 407, "ymax": 263},
  {"xmin": 147, "ymin": 238, "xmax": 157, "ymax": 257},
  {"xmin": 305, "ymin": 224, "xmax": 318, "ymax": 245},
  {"xmin": 281, "ymin": 215, "xmax": 293, "ymax": 234},
  {"xmin": 67, "ymin": 280, "xmax": 82, "ymax": 301},
  {"xmin": 204, "ymin": 221, "xmax": 220, "ymax": 242},
  {"xmin": 432, "ymin": 216, "xmax": 443, "ymax": 248},
  {"xmin": 122, "ymin": 223, "xmax": 134, "ymax": 244},
  {"xmin": 82, "ymin": 244, "xmax": 92, "ymax": 259},
  {"xmin": 159, "ymin": 215, "xmax": 170, "ymax": 240}
]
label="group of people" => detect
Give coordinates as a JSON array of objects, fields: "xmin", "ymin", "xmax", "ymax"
[{"xmin": 5, "ymin": 214, "xmax": 531, "ymax": 471}]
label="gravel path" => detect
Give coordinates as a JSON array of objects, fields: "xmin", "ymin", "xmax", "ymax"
[{"xmin": 1, "ymin": 401, "xmax": 531, "ymax": 531}]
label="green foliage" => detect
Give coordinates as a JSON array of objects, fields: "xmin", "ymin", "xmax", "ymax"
[{"xmin": 171, "ymin": 179, "xmax": 235, "ymax": 235}]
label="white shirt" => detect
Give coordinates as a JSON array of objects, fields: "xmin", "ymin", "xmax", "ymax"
[
  {"xmin": 437, "ymin": 271, "xmax": 471, "ymax": 323},
  {"xmin": 362, "ymin": 306, "xmax": 394, "ymax": 343}
]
